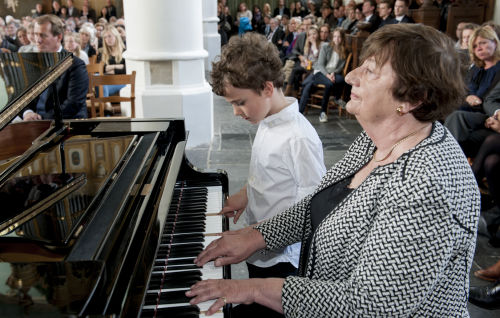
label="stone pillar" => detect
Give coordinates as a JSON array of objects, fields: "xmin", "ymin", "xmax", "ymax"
[
  {"xmin": 202, "ymin": 0, "xmax": 221, "ymax": 72},
  {"xmin": 123, "ymin": 0, "xmax": 214, "ymax": 148}
]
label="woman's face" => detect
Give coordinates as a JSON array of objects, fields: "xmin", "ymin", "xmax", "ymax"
[
  {"xmin": 17, "ymin": 31, "xmax": 29, "ymax": 46},
  {"xmin": 355, "ymin": 8, "xmax": 363, "ymax": 20},
  {"xmin": 117, "ymin": 27, "xmax": 126, "ymax": 40},
  {"xmin": 103, "ymin": 31, "xmax": 116, "ymax": 47},
  {"xmin": 308, "ymin": 29, "xmax": 318, "ymax": 42},
  {"xmin": 239, "ymin": 3, "xmax": 246, "ymax": 12},
  {"xmin": 345, "ymin": 56, "xmax": 399, "ymax": 124},
  {"xmin": 473, "ymin": 36, "xmax": 497, "ymax": 62},
  {"xmin": 64, "ymin": 36, "xmax": 78, "ymax": 52},
  {"xmin": 296, "ymin": 2, "xmax": 301, "ymax": 9},
  {"xmin": 332, "ymin": 31, "xmax": 342, "ymax": 46},
  {"xmin": 80, "ymin": 31, "xmax": 90, "ymax": 45},
  {"xmin": 461, "ymin": 29, "xmax": 473, "ymax": 49}
]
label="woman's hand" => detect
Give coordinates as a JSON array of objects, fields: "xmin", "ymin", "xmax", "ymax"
[
  {"xmin": 485, "ymin": 115, "xmax": 500, "ymax": 133},
  {"xmin": 466, "ymin": 95, "xmax": 482, "ymax": 106},
  {"xmin": 186, "ymin": 278, "xmax": 285, "ymax": 315},
  {"xmin": 327, "ymin": 73, "xmax": 336, "ymax": 83},
  {"xmin": 219, "ymin": 187, "xmax": 248, "ymax": 223},
  {"xmin": 194, "ymin": 226, "xmax": 266, "ymax": 267}
]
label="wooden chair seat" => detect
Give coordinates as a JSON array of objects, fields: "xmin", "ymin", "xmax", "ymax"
[{"xmin": 88, "ymin": 71, "xmax": 136, "ymax": 118}]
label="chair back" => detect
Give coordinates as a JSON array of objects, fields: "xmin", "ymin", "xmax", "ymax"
[
  {"xmin": 88, "ymin": 54, "xmax": 97, "ymax": 65},
  {"xmin": 343, "ymin": 52, "xmax": 353, "ymax": 77},
  {"xmin": 89, "ymin": 71, "xmax": 136, "ymax": 118}
]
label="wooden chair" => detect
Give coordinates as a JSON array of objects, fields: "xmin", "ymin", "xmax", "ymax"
[
  {"xmin": 88, "ymin": 71, "xmax": 136, "ymax": 118},
  {"xmin": 86, "ymin": 62, "xmax": 104, "ymax": 97},
  {"xmin": 305, "ymin": 52, "xmax": 353, "ymax": 117},
  {"xmin": 88, "ymin": 54, "xmax": 97, "ymax": 65}
]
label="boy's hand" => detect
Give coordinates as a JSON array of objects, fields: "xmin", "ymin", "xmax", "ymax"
[{"xmin": 219, "ymin": 187, "xmax": 248, "ymax": 224}]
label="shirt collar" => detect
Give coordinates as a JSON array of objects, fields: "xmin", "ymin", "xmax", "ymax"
[{"xmin": 260, "ymin": 97, "xmax": 298, "ymax": 128}]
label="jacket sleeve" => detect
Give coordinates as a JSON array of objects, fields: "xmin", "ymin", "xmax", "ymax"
[
  {"xmin": 482, "ymin": 75, "xmax": 500, "ymax": 116},
  {"xmin": 280, "ymin": 172, "xmax": 476, "ymax": 317},
  {"xmin": 60, "ymin": 58, "xmax": 89, "ymax": 119},
  {"xmin": 315, "ymin": 43, "xmax": 329, "ymax": 76}
]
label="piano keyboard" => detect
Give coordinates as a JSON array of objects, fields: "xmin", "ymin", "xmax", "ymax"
[{"xmin": 140, "ymin": 182, "xmax": 229, "ymax": 318}]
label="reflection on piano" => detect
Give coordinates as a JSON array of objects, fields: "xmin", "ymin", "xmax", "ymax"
[{"xmin": 0, "ymin": 52, "xmax": 230, "ymax": 317}]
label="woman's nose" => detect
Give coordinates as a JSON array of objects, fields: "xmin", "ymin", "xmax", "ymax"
[{"xmin": 345, "ymin": 67, "xmax": 359, "ymax": 86}]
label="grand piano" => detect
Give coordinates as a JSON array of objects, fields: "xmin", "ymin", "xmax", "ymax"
[{"xmin": 0, "ymin": 52, "xmax": 230, "ymax": 317}]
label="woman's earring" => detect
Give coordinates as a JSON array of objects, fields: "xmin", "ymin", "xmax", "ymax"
[{"xmin": 396, "ymin": 105, "xmax": 404, "ymax": 116}]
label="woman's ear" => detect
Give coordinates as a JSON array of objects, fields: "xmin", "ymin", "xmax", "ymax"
[{"xmin": 401, "ymin": 100, "xmax": 423, "ymax": 114}]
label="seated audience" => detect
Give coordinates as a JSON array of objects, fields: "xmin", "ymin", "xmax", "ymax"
[
  {"xmin": 274, "ymin": 0, "xmax": 290, "ymax": 17},
  {"xmin": 362, "ymin": 0, "xmax": 381, "ymax": 33},
  {"xmin": 262, "ymin": 2, "xmax": 272, "ymax": 18},
  {"xmin": 235, "ymin": 2, "xmax": 252, "ymax": 29},
  {"xmin": 280, "ymin": 16, "xmax": 300, "ymax": 63},
  {"xmin": 105, "ymin": 0, "xmax": 118, "ymax": 20},
  {"xmin": 82, "ymin": 0, "xmax": 97, "ymax": 23},
  {"xmin": 350, "ymin": 4, "xmax": 365, "ymax": 35},
  {"xmin": 252, "ymin": 4, "xmax": 265, "ymax": 34},
  {"xmin": 79, "ymin": 24, "xmax": 97, "ymax": 58},
  {"xmin": 32, "ymin": 3, "xmax": 44, "ymax": 18},
  {"xmin": 18, "ymin": 22, "xmax": 37, "ymax": 52},
  {"xmin": 15, "ymin": 26, "xmax": 29, "ymax": 47},
  {"xmin": 318, "ymin": 24, "xmax": 330, "ymax": 43},
  {"xmin": 298, "ymin": 27, "xmax": 347, "ymax": 122},
  {"xmin": 66, "ymin": 0, "xmax": 80, "ymax": 18},
  {"xmin": 456, "ymin": 23, "xmax": 479, "ymax": 73},
  {"xmin": 293, "ymin": 1, "xmax": 307, "ymax": 18},
  {"xmin": 52, "ymin": 1, "xmax": 62, "ymax": 17},
  {"xmin": 445, "ymin": 26, "xmax": 500, "ymax": 157},
  {"xmin": 266, "ymin": 17, "xmax": 284, "ymax": 49},
  {"xmin": 187, "ymin": 24, "xmax": 479, "ymax": 318},
  {"xmin": 341, "ymin": 5, "xmax": 357, "ymax": 33}
]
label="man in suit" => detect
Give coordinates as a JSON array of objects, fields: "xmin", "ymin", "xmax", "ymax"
[
  {"xmin": 273, "ymin": 0, "xmax": 290, "ymax": 18},
  {"xmin": 66, "ymin": 0, "xmax": 80, "ymax": 18},
  {"xmin": 394, "ymin": 0, "xmax": 415, "ymax": 23},
  {"xmin": 362, "ymin": 0, "xmax": 381, "ymax": 33},
  {"xmin": 267, "ymin": 18, "xmax": 285, "ymax": 50},
  {"xmin": 23, "ymin": 14, "xmax": 88, "ymax": 121},
  {"xmin": 378, "ymin": 0, "xmax": 396, "ymax": 28}
]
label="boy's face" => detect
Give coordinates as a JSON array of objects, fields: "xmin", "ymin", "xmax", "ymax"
[{"xmin": 224, "ymin": 83, "xmax": 274, "ymax": 124}]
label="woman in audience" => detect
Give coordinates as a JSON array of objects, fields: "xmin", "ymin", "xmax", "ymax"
[
  {"xmin": 79, "ymin": 24, "xmax": 97, "ymax": 58},
  {"xmin": 350, "ymin": 4, "xmax": 365, "ymax": 35},
  {"xmin": 187, "ymin": 24, "xmax": 479, "ymax": 317},
  {"xmin": 286, "ymin": 25, "xmax": 321, "ymax": 97},
  {"xmin": 251, "ymin": 4, "xmax": 265, "ymax": 34},
  {"xmin": 64, "ymin": 32, "xmax": 89, "ymax": 64},
  {"xmin": 299, "ymin": 27, "xmax": 347, "ymax": 123},
  {"xmin": 97, "ymin": 25, "xmax": 126, "ymax": 97},
  {"xmin": 461, "ymin": 26, "xmax": 500, "ymax": 111},
  {"xmin": 456, "ymin": 23, "xmax": 479, "ymax": 75},
  {"xmin": 341, "ymin": 6, "xmax": 357, "ymax": 33},
  {"xmin": 262, "ymin": 3, "xmax": 272, "ymax": 18},
  {"xmin": 293, "ymin": 1, "xmax": 307, "ymax": 18},
  {"xmin": 235, "ymin": 2, "xmax": 252, "ymax": 29},
  {"xmin": 99, "ymin": 7, "xmax": 108, "ymax": 21},
  {"xmin": 18, "ymin": 22, "xmax": 37, "ymax": 52}
]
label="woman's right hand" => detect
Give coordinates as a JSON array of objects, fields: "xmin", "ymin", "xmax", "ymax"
[
  {"xmin": 219, "ymin": 187, "xmax": 248, "ymax": 223},
  {"xmin": 466, "ymin": 95, "xmax": 482, "ymax": 106},
  {"xmin": 485, "ymin": 115, "xmax": 500, "ymax": 133},
  {"xmin": 194, "ymin": 226, "xmax": 266, "ymax": 267}
]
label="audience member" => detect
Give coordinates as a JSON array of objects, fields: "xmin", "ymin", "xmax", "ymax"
[
  {"xmin": 252, "ymin": 4, "xmax": 265, "ymax": 34},
  {"xmin": 32, "ymin": 3, "xmax": 44, "ymax": 18},
  {"xmin": 266, "ymin": 17, "xmax": 284, "ymax": 50},
  {"xmin": 319, "ymin": 4, "xmax": 337, "ymax": 29},
  {"xmin": 66, "ymin": 0, "xmax": 80, "ymax": 18},
  {"xmin": 378, "ymin": 0, "xmax": 396, "ymax": 28},
  {"xmin": 116, "ymin": 24, "xmax": 126, "ymax": 47},
  {"xmin": 82, "ymin": 0, "xmax": 97, "ymax": 23},
  {"xmin": 97, "ymin": 25, "xmax": 126, "ymax": 97},
  {"xmin": 286, "ymin": 25, "xmax": 321, "ymax": 97},
  {"xmin": 299, "ymin": 27, "xmax": 347, "ymax": 122},
  {"xmin": 15, "ymin": 26, "xmax": 29, "ymax": 47},
  {"xmin": 18, "ymin": 22, "xmax": 37, "ymax": 52},
  {"xmin": 5, "ymin": 20, "xmax": 21, "ymax": 49},
  {"xmin": 341, "ymin": 5, "xmax": 357, "ymax": 33},
  {"xmin": 350, "ymin": 4, "xmax": 366, "ymax": 35},
  {"xmin": 79, "ymin": 24, "xmax": 97, "ymax": 58},
  {"xmin": 393, "ymin": 0, "xmax": 415, "ymax": 23},
  {"xmin": 445, "ymin": 26, "xmax": 500, "ymax": 157},
  {"xmin": 262, "ymin": 2, "xmax": 272, "ymax": 18},
  {"xmin": 210, "ymin": 33, "xmax": 326, "ymax": 317},
  {"xmin": 105, "ymin": 0, "xmax": 117, "ymax": 20},
  {"xmin": 456, "ymin": 23, "xmax": 479, "ymax": 73},
  {"xmin": 23, "ymin": 14, "xmax": 87, "ymax": 120},
  {"xmin": 307, "ymin": 0, "xmax": 321, "ymax": 17},
  {"xmin": 64, "ymin": 32, "xmax": 89, "ymax": 64},
  {"xmin": 274, "ymin": 0, "xmax": 290, "ymax": 18},
  {"xmin": 99, "ymin": 7, "xmax": 108, "ymax": 21},
  {"xmin": 318, "ymin": 23, "xmax": 330, "ymax": 42},
  {"xmin": 293, "ymin": 1, "xmax": 307, "ymax": 18},
  {"xmin": 281, "ymin": 16, "xmax": 300, "ymax": 60},
  {"xmin": 59, "ymin": 7, "xmax": 69, "ymax": 20},
  {"xmin": 52, "ymin": 1, "xmax": 62, "ymax": 17},
  {"xmin": 334, "ymin": 6, "xmax": 346, "ymax": 27},
  {"xmin": 235, "ymin": 2, "xmax": 252, "ymax": 29},
  {"xmin": 362, "ymin": 0, "xmax": 381, "ymax": 33}
]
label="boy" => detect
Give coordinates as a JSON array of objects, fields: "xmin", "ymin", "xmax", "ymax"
[{"xmin": 212, "ymin": 33, "xmax": 326, "ymax": 280}]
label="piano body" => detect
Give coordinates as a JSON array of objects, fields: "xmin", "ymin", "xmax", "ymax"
[{"xmin": 0, "ymin": 52, "xmax": 230, "ymax": 317}]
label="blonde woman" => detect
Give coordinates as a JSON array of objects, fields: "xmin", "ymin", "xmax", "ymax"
[
  {"xmin": 64, "ymin": 32, "xmax": 89, "ymax": 64},
  {"xmin": 287, "ymin": 25, "xmax": 321, "ymax": 96},
  {"xmin": 263, "ymin": 3, "xmax": 272, "ymax": 18},
  {"xmin": 97, "ymin": 25, "xmax": 126, "ymax": 97},
  {"xmin": 299, "ymin": 27, "xmax": 347, "ymax": 122}
]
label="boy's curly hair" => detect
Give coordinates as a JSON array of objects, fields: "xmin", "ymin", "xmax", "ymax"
[{"xmin": 210, "ymin": 32, "xmax": 285, "ymax": 96}]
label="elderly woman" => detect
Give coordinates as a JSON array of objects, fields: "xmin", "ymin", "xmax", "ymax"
[{"xmin": 187, "ymin": 24, "xmax": 479, "ymax": 317}]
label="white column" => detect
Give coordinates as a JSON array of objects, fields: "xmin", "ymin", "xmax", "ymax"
[
  {"xmin": 123, "ymin": 0, "xmax": 214, "ymax": 148},
  {"xmin": 202, "ymin": 0, "xmax": 221, "ymax": 72}
]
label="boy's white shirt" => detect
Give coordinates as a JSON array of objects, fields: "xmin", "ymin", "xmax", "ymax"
[{"xmin": 246, "ymin": 97, "xmax": 326, "ymax": 268}]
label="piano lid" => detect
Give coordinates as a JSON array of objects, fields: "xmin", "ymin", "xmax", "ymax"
[{"xmin": 0, "ymin": 52, "xmax": 73, "ymax": 131}]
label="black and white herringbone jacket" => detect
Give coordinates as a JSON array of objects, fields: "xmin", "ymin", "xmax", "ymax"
[{"xmin": 255, "ymin": 122, "xmax": 480, "ymax": 317}]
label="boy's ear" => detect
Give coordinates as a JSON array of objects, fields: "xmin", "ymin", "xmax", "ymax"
[{"xmin": 262, "ymin": 81, "xmax": 274, "ymax": 97}]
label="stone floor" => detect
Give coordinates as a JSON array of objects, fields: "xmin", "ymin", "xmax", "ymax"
[{"xmin": 186, "ymin": 94, "xmax": 500, "ymax": 316}]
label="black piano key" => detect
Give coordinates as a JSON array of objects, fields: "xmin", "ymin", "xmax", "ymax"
[
  {"xmin": 154, "ymin": 257, "xmax": 195, "ymax": 267},
  {"xmin": 166, "ymin": 214, "xmax": 206, "ymax": 222},
  {"xmin": 161, "ymin": 233, "xmax": 204, "ymax": 244},
  {"xmin": 148, "ymin": 271, "xmax": 201, "ymax": 290},
  {"xmin": 157, "ymin": 245, "xmax": 203, "ymax": 259},
  {"xmin": 152, "ymin": 264, "xmax": 199, "ymax": 272},
  {"xmin": 145, "ymin": 290, "xmax": 193, "ymax": 306},
  {"xmin": 163, "ymin": 224, "xmax": 205, "ymax": 233}
]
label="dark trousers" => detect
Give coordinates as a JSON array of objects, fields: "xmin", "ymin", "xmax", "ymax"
[
  {"xmin": 299, "ymin": 72, "xmax": 344, "ymax": 113},
  {"xmin": 230, "ymin": 262, "xmax": 297, "ymax": 318}
]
